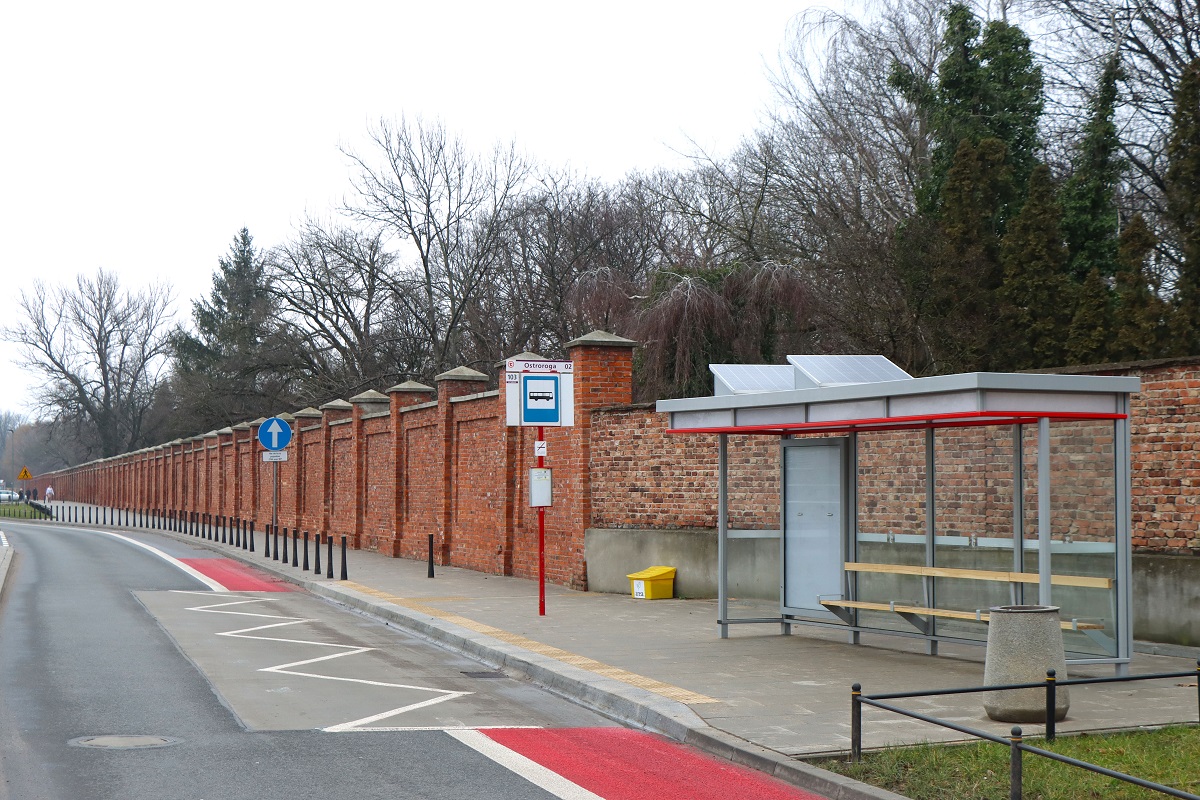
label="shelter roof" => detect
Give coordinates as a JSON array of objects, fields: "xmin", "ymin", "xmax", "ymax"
[{"xmin": 660, "ymin": 358, "xmax": 1139, "ymax": 435}]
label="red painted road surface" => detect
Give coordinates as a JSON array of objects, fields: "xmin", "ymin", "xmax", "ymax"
[
  {"xmin": 179, "ymin": 558, "xmax": 297, "ymax": 592},
  {"xmin": 481, "ymin": 728, "xmax": 826, "ymax": 800}
]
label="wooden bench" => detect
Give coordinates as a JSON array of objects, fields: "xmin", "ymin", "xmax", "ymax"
[
  {"xmin": 818, "ymin": 599, "xmax": 1104, "ymax": 630},
  {"xmin": 842, "ymin": 561, "xmax": 1113, "ymax": 590},
  {"xmin": 819, "ymin": 562, "xmax": 1109, "ymax": 633}
]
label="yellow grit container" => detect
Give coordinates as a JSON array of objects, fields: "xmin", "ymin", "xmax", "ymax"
[{"xmin": 626, "ymin": 566, "xmax": 676, "ymax": 599}]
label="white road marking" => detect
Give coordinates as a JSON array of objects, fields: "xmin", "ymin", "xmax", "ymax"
[
  {"xmin": 447, "ymin": 729, "xmax": 604, "ymax": 800},
  {"xmin": 0, "ymin": 531, "xmax": 9, "ymax": 547},
  {"xmin": 177, "ymin": 592, "xmax": 474, "ymax": 731},
  {"xmin": 80, "ymin": 529, "xmax": 228, "ymax": 591}
]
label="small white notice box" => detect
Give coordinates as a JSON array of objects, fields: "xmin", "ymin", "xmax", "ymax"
[
  {"xmin": 530, "ymin": 468, "xmax": 552, "ymax": 507},
  {"xmin": 263, "ymin": 451, "xmax": 288, "ymax": 462}
]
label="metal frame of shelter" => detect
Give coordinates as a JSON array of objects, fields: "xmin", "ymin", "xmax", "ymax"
[{"xmin": 656, "ymin": 358, "xmax": 1140, "ymax": 670}]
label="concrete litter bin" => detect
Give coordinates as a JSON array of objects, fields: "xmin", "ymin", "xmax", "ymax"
[{"xmin": 983, "ymin": 605, "xmax": 1070, "ymax": 723}]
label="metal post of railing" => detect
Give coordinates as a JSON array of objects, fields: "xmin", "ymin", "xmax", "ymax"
[
  {"xmin": 1045, "ymin": 670, "xmax": 1057, "ymax": 742},
  {"xmin": 851, "ymin": 683, "xmax": 863, "ymax": 763},
  {"xmin": 1009, "ymin": 727, "xmax": 1023, "ymax": 800}
]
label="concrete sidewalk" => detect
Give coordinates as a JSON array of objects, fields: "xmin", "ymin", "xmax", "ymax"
[{"xmin": 14, "ymin": 508, "xmax": 1200, "ymax": 800}]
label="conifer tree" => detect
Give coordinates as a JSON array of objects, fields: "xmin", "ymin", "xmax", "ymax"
[
  {"xmin": 1166, "ymin": 59, "xmax": 1200, "ymax": 349},
  {"xmin": 1061, "ymin": 56, "xmax": 1124, "ymax": 282},
  {"xmin": 999, "ymin": 164, "xmax": 1073, "ymax": 368},
  {"xmin": 1110, "ymin": 213, "xmax": 1165, "ymax": 360}
]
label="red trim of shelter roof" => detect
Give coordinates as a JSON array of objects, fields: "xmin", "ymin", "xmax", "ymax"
[{"xmin": 666, "ymin": 409, "xmax": 1127, "ymax": 436}]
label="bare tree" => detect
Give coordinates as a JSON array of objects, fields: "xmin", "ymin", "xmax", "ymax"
[
  {"xmin": 344, "ymin": 116, "xmax": 532, "ymax": 374},
  {"xmin": 2, "ymin": 269, "xmax": 174, "ymax": 459},
  {"xmin": 267, "ymin": 219, "xmax": 414, "ymax": 398}
]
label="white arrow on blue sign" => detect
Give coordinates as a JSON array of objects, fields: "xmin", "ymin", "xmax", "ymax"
[{"xmin": 257, "ymin": 417, "xmax": 293, "ymax": 451}]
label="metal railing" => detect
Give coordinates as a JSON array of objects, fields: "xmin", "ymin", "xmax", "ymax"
[{"xmin": 851, "ymin": 663, "xmax": 1200, "ymax": 800}]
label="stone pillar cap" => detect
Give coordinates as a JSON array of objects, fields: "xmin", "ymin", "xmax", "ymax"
[
  {"xmin": 350, "ymin": 390, "xmax": 390, "ymax": 404},
  {"xmin": 293, "ymin": 407, "xmax": 323, "ymax": 418},
  {"xmin": 232, "ymin": 422, "xmax": 251, "ymax": 431},
  {"xmin": 387, "ymin": 380, "xmax": 435, "ymax": 394},
  {"xmin": 319, "ymin": 399, "xmax": 354, "ymax": 411},
  {"xmin": 434, "ymin": 366, "xmax": 488, "ymax": 382},
  {"xmin": 496, "ymin": 351, "xmax": 544, "ymax": 368},
  {"xmin": 566, "ymin": 330, "xmax": 637, "ymax": 348}
]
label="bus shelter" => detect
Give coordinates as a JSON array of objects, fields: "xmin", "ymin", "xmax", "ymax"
[{"xmin": 655, "ymin": 356, "xmax": 1140, "ymax": 668}]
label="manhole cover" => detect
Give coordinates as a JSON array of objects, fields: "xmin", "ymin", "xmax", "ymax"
[{"xmin": 69, "ymin": 735, "xmax": 180, "ymax": 750}]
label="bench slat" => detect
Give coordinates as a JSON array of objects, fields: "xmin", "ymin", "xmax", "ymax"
[
  {"xmin": 843, "ymin": 561, "xmax": 1113, "ymax": 589},
  {"xmin": 819, "ymin": 599, "xmax": 1104, "ymax": 630}
]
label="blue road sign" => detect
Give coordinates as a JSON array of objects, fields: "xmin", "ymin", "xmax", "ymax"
[
  {"xmin": 522, "ymin": 374, "xmax": 560, "ymax": 424},
  {"xmin": 257, "ymin": 417, "xmax": 293, "ymax": 451}
]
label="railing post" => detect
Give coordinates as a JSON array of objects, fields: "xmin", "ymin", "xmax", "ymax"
[
  {"xmin": 1009, "ymin": 726, "xmax": 1023, "ymax": 800},
  {"xmin": 851, "ymin": 683, "xmax": 863, "ymax": 763},
  {"xmin": 1045, "ymin": 669, "xmax": 1057, "ymax": 742}
]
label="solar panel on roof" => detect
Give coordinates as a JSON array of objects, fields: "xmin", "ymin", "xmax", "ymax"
[
  {"xmin": 787, "ymin": 355, "xmax": 912, "ymax": 388},
  {"xmin": 710, "ymin": 364, "xmax": 795, "ymax": 395}
]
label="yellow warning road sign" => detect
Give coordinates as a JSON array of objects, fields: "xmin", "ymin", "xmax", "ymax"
[{"xmin": 17, "ymin": 467, "xmax": 32, "ymax": 481}]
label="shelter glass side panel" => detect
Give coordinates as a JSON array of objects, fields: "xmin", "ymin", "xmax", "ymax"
[
  {"xmin": 1022, "ymin": 421, "xmax": 1118, "ymax": 658},
  {"xmin": 928, "ymin": 427, "xmax": 1017, "ymax": 643},
  {"xmin": 854, "ymin": 430, "xmax": 929, "ymax": 632}
]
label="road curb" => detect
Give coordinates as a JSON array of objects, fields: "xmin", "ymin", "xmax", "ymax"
[
  {"xmin": 0, "ymin": 546, "xmax": 13, "ymax": 599},
  {"xmin": 101, "ymin": 526, "xmax": 909, "ymax": 800}
]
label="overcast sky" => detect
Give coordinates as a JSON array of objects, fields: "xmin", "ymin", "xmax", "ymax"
[{"xmin": 0, "ymin": 0, "xmax": 818, "ymax": 418}]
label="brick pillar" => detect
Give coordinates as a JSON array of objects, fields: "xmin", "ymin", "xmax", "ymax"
[
  {"xmin": 231, "ymin": 423, "xmax": 251, "ymax": 519},
  {"xmin": 563, "ymin": 331, "xmax": 636, "ymax": 589},
  {"xmin": 386, "ymin": 381, "xmax": 435, "ymax": 558},
  {"xmin": 350, "ymin": 390, "xmax": 391, "ymax": 550},
  {"xmin": 293, "ymin": 407, "xmax": 324, "ymax": 534},
  {"xmin": 320, "ymin": 400, "xmax": 353, "ymax": 538},
  {"xmin": 435, "ymin": 367, "xmax": 489, "ymax": 564}
]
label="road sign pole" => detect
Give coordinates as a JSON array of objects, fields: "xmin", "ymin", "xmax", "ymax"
[
  {"xmin": 272, "ymin": 460, "xmax": 279, "ymax": 545},
  {"xmin": 538, "ymin": 425, "xmax": 545, "ymax": 617}
]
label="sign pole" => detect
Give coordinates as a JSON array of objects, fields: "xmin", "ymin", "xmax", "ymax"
[
  {"xmin": 538, "ymin": 425, "xmax": 545, "ymax": 617},
  {"xmin": 272, "ymin": 460, "xmax": 279, "ymax": 542}
]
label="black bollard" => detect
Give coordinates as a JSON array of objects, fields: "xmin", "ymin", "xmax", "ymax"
[
  {"xmin": 428, "ymin": 533, "xmax": 435, "ymax": 578},
  {"xmin": 292, "ymin": 530, "xmax": 299, "ymax": 567},
  {"xmin": 221, "ymin": 517, "xmax": 227, "ymax": 544},
  {"xmin": 340, "ymin": 536, "xmax": 348, "ymax": 581},
  {"xmin": 313, "ymin": 533, "xmax": 321, "ymax": 575},
  {"xmin": 234, "ymin": 519, "xmax": 240, "ymax": 548},
  {"xmin": 302, "ymin": 531, "xmax": 310, "ymax": 571},
  {"xmin": 326, "ymin": 535, "xmax": 333, "ymax": 579},
  {"xmin": 282, "ymin": 527, "xmax": 289, "ymax": 563},
  {"xmin": 264, "ymin": 524, "xmax": 271, "ymax": 558},
  {"xmin": 273, "ymin": 526, "xmax": 280, "ymax": 561},
  {"xmin": 249, "ymin": 521, "xmax": 255, "ymax": 553}
]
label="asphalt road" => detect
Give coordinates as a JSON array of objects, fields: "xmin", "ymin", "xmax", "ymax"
[{"xmin": 0, "ymin": 521, "xmax": 611, "ymax": 800}]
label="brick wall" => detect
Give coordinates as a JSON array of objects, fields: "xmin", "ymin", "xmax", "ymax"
[{"xmin": 33, "ymin": 351, "xmax": 1200, "ymax": 584}]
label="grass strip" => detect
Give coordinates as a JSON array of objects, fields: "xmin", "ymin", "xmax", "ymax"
[{"xmin": 811, "ymin": 725, "xmax": 1200, "ymax": 800}]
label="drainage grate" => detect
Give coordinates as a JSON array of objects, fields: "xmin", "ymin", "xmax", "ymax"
[
  {"xmin": 69, "ymin": 735, "xmax": 180, "ymax": 750},
  {"xmin": 461, "ymin": 671, "xmax": 506, "ymax": 679}
]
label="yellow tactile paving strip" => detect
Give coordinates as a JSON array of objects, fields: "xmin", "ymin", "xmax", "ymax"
[{"xmin": 344, "ymin": 582, "xmax": 718, "ymax": 705}]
